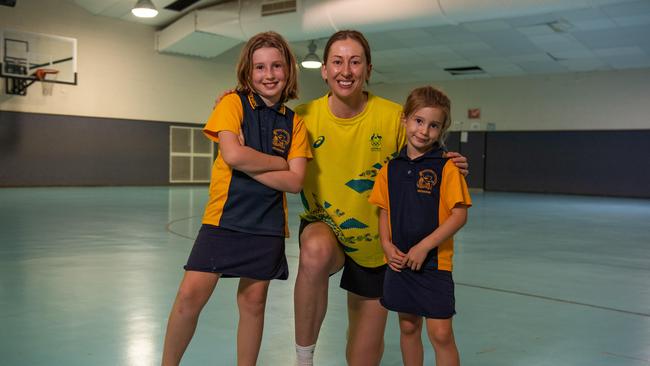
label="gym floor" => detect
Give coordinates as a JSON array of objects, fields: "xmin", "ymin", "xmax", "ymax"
[{"xmin": 1, "ymin": 187, "xmax": 648, "ymax": 365}]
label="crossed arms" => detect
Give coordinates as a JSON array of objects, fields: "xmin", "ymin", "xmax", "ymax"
[{"xmin": 217, "ymin": 130, "xmax": 307, "ymax": 193}]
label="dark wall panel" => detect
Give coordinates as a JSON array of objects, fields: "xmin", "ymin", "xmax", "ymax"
[
  {"xmin": 446, "ymin": 131, "xmax": 460, "ymax": 153},
  {"xmin": 485, "ymin": 130, "xmax": 650, "ymax": 198},
  {"xmin": 0, "ymin": 111, "xmax": 184, "ymax": 186},
  {"xmin": 460, "ymin": 132, "xmax": 485, "ymax": 189}
]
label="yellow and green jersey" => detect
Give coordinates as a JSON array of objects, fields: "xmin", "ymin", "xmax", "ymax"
[{"xmin": 296, "ymin": 93, "xmax": 406, "ymax": 268}]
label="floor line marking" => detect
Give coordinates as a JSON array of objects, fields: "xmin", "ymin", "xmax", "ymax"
[
  {"xmin": 165, "ymin": 216, "xmax": 200, "ymax": 240},
  {"xmin": 457, "ymin": 282, "xmax": 650, "ymax": 317},
  {"xmin": 601, "ymin": 352, "xmax": 650, "ymax": 363}
]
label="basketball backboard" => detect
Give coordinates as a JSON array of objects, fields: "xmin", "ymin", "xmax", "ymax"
[{"xmin": 1, "ymin": 29, "xmax": 77, "ymax": 95}]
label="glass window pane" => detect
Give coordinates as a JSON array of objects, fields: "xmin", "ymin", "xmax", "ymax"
[
  {"xmin": 171, "ymin": 128, "xmax": 191, "ymax": 153},
  {"xmin": 171, "ymin": 156, "xmax": 191, "ymax": 181},
  {"xmin": 193, "ymin": 156, "xmax": 213, "ymax": 181},
  {"xmin": 193, "ymin": 129, "xmax": 212, "ymax": 154}
]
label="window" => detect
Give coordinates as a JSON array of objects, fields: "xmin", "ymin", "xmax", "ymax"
[{"xmin": 169, "ymin": 126, "xmax": 214, "ymax": 183}]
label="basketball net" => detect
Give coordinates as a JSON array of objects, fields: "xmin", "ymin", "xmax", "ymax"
[{"xmin": 35, "ymin": 69, "xmax": 59, "ymax": 96}]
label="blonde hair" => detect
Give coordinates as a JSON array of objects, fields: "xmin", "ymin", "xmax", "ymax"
[
  {"xmin": 236, "ymin": 31, "xmax": 298, "ymax": 102},
  {"xmin": 403, "ymin": 86, "xmax": 452, "ymax": 146}
]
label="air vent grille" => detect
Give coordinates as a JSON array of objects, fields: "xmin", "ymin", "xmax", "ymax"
[
  {"xmin": 261, "ymin": 0, "xmax": 297, "ymax": 16},
  {"xmin": 444, "ymin": 66, "xmax": 485, "ymax": 76},
  {"xmin": 164, "ymin": 0, "xmax": 201, "ymax": 12}
]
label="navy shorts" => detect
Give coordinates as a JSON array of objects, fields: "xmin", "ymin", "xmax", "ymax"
[
  {"xmin": 184, "ymin": 224, "xmax": 288, "ymax": 280},
  {"xmin": 299, "ymin": 219, "xmax": 386, "ymax": 298},
  {"xmin": 340, "ymin": 255, "xmax": 386, "ymax": 298},
  {"xmin": 381, "ymin": 268, "xmax": 455, "ymax": 319}
]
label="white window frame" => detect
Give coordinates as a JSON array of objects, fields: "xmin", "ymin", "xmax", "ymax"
[{"xmin": 169, "ymin": 126, "xmax": 214, "ymax": 183}]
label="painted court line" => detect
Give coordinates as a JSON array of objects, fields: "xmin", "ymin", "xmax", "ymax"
[{"xmin": 456, "ymin": 282, "xmax": 650, "ymax": 317}]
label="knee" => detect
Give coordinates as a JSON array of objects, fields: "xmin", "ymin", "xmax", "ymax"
[
  {"xmin": 427, "ymin": 325, "xmax": 454, "ymax": 346},
  {"xmin": 173, "ymin": 288, "xmax": 205, "ymax": 316},
  {"xmin": 399, "ymin": 318, "xmax": 422, "ymax": 337},
  {"xmin": 299, "ymin": 238, "xmax": 339, "ymax": 274},
  {"xmin": 237, "ymin": 290, "xmax": 267, "ymax": 316}
]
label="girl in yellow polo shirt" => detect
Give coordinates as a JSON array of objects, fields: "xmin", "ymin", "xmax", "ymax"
[
  {"xmin": 161, "ymin": 32, "xmax": 311, "ymax": 366},
  {"xmin": 370, "ymin": 86, "xmax": 471, "ymax": 366}
]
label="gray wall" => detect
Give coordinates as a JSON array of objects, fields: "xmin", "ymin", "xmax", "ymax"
[
  {"xmin": 484, "ymin": 130, "xmax": 650, "ymax": 198},
  {"xmin": 0, "ymin": 111, "xmax": 187, "ymax": 186}
]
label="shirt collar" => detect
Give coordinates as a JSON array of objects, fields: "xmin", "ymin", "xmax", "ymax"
[
  {"xmin": 396, "ymin": 143, "xmax": 445, "ymax": 162},
  {"xmin": 246, "ymin": 92, "xmax": 287, "ymax": 115}
]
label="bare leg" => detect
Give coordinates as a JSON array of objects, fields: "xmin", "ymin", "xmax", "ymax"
[
  {"xmin": 294, "ymin": 222, "xmax": 345, "ymax": 347},
  {"xmin": 236, "ymin": 278, "xmax": 270, "ymax": 366},
  {"xmin": 161, "ymin": 271, "xmax": 220, "ymax": 366},
  {"xmin": 426, "ymin": 318, "xmax": 459, "ymax": 366},
  {"xmin": 346, "ymin": 293, "xmax": 388, "ymax": 366},
  {"xmin": 398, "ymin": 313, "xmax": 424, "ymax": 366}
]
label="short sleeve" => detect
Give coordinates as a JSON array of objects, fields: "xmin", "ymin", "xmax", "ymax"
[
  {"xmin": 287, "ymin": 114, "xmax": 313, "ymax": 161},
  {"xmin": 203, "ymin": 93, "xmax": 243, "ymax": 143},
  {"xmin": 368, "ymin": 164, "xmax": 389, "ymax": 210},
  {"xmin": 440, "ymin": 160, "xmax": 472, "ymax": 210}
]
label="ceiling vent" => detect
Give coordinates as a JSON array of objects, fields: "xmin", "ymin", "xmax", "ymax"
[
  {"xmin": 546, "ymin": 52, "xmax": 567, "ymax": 62},
  {"xmin": 164, "ymin": 0, "xmax": 201, "ymax": 11},
  {"xmin": 546, "ymin": 19, "xmax": 573, "ymax": 33},
  {"xmin": 444, "ymin": 66, "xmax": 485, "ymax": 76},
  {"xmin": 261, "ymin": 0, "xmax": 297, "ymax": 17}
]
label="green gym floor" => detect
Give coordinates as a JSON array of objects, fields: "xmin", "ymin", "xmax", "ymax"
[{"xmin": 1, "ymin": 187, "xmax": 648, "ymax": 366}]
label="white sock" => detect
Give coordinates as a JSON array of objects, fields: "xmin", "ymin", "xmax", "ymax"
[{"xmin": 295, "ymin": 343, "xmax": 315, "ymax": 366}]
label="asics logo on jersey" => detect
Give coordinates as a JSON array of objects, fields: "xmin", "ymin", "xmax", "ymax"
[{"xmin": 313, "ymin": 136, "xmax": 325, "ymax": 148}]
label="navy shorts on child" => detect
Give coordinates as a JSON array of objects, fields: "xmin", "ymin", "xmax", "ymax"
[
  {"xmin": 185, "ymin": 224, "xmax": 288, "ymax": 280},
  {"xmin": 382, "ymin": 268, "xmax": 455, "ymax": 318}
]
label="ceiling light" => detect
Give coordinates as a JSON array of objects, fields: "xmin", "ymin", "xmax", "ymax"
[
  {"xmin": 301, "ymin": 40, "xmax": 322, "ymax": 69},
  {"xmin": 132, "ymin": 0, "xmax": 159, "ymax": 18}
]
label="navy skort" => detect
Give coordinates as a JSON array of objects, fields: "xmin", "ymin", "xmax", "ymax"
[
  {"xmin": 381, "ymin": 268, "xmax": 455, "ymax": 319},
  {"xmin": 184, "ymin": 224, "xmax": 288, "ymax": 280}
]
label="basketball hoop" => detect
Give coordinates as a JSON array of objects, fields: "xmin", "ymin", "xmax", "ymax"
[{"xmin": 35, "ymin": 68, "xmax": 59, "ymax": 96}]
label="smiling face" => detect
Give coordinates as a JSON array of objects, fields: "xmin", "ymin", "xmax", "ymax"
[
  {"xmin": 251, "ymin": 47, "xmax": 287, "ymax": 106},
  {"xmin": 321, "ymin": 38, "xmax": 371, "ymax": 102},
  {"xmin": 403, "ymin": 106, "xmax": 446, "ymax": 158}
]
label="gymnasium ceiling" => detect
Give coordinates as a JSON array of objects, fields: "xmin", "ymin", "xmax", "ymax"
[{"xmin": 67, "ymin": 0, "xmax": 650, "ymax": 83}]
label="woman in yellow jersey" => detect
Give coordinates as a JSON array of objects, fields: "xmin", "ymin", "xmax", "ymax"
[{"xmin": 293, "ymin": 30, "xmax": 468, "ymax": 366}]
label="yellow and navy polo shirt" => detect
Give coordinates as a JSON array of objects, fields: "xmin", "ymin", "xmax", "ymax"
[
  {"xmin": 201, "ymin": 92, "xmax": 311, "ymax": 237},
  {"xmin": 369, "ymin": 145, "xmax": 472, "ymax": 271}
]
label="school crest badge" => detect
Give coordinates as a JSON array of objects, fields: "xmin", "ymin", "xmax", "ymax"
[
  {"xmin": 272, "ymin": 129, "xmax": 290, "ymax": 153},
  {"xmin": 417, "ymin": 169, "xmax": 438, "ymax": 194}
]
